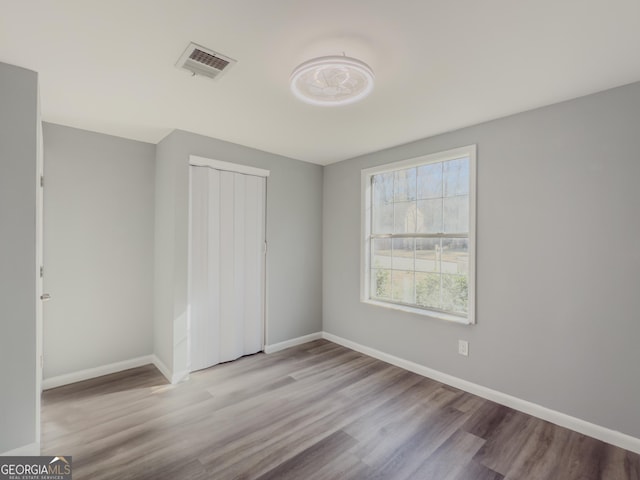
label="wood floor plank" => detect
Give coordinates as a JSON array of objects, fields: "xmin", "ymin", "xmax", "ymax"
[
  {"xmin": 450, "ymin": 390, "xmax": 486, "ymax": 413},
  {"xmin": 461, "ymin": 401, "xmax": 514, "ymax": 439},
  {"xmin": 358, "ymin": 400, "xmax": 474, "ymax": 479},
  {"xmin": 600, "ymin": 444, "xmax": 640, "ymax": 480},
  {"xmin": 41, "ymin": 339, "xmax": 640, "ymax": 480},
  {"xmin": 255, "ymin": 430, "xmax": 358, "ymax": 480},
  {"xmin": 453, "ymin": 460, "xmax": 505, "ymax": 480},
  {"xmin": 349, "ymin": 385, "xmax": 470, "ymax": 470},
  {"xmin": 484, "ymin": 417, "xmax": 568, "ymax": 480},
  {"xmin": 342, "ymin": 376, "xmax": 441, "ymax": 444},
  {"xmin": 405, "ymin": 429, "xmax": 486, "ymax": 480},
  {"xmin": 473, "ymin": 409, "xmax": 540, "ymax": 475}
]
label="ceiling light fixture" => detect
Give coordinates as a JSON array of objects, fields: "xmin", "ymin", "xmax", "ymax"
[{"xmin": 290, "ymin": 55, "xmax": 374, "ymax": 106}]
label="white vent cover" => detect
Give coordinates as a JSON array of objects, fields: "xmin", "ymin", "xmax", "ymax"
[{"xmin": 176, "ymin": 42, "xmax": 236, "ymax": 80}]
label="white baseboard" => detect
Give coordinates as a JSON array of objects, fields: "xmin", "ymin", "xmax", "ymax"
[
  {"xmin": 42, "ymin": 355, "xmax": 155, "ymax": 390},
  {"xmin": 264, "ymin": 332, "xmax": 323, "ymax": 354},
  {"xmin": 1, "ymin": 442, "xmax": 40, "ymax": 456},
  {"xmin": 171, "ymin": 370, "xmax": 190, "ymax": 384},
  {"xmin": 151, "ymin": 355, "xmax": 190, "ymax": 385},
  {"xmin": 150, "ymin": 355, "xmax": 173, "ymax": 383},
  {"xmin": 322, "ymin": 332, "xmax": 640, "ymax": 455},
  {"xmin": 42, "ymin": 354, "xmax": 189, "ymax": 391}
]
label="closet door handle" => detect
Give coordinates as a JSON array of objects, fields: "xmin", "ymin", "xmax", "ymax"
[{"xmin": 40, "ymin": 293, "xmax": 51, "ymax": 301}]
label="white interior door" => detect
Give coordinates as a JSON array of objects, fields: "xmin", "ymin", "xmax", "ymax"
[{"xmin": 188, "ymin": 163, "xmax": 266, "ymax": 372}]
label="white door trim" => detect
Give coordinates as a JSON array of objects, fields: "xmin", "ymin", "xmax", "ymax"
[
  {"xmin": 189, "ymin": 155, "xmax": 270, "ymax": 178},
  {"xmin": 35, "ymin": 92, "xmax": 44, "ymax": 445}
]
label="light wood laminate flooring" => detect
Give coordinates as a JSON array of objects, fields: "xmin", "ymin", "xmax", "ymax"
[{"xmin": 42, "ymin": 340, "xmax": 640, "ymax": 479}]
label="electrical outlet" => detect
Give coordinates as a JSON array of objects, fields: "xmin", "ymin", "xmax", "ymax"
[{"xmin": 458, "ymin": 340, "xmax": 469, "ymax": 357}]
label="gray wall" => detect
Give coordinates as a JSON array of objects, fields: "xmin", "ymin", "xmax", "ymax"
[
  {"xmin": 0, "ymin": 62, "xmax": 38, "ymax": 453},
  {"xmin": 154, "ymin": 130, "xmax": 323, "ymax": 376},
  {"xmin": 42, "ymin": 123, "xmax": 156, "ymax": 378},
  {"xmin": 323, "ymin": 81, "xmax": 640, "ymax": 439}
]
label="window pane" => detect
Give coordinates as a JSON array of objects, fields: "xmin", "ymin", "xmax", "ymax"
[
  {"xmin": 394, "ymin": 168, "xmax": 416, "ymax": 201},
  {"xmin": 417, "ymin": 162, "xmax": 443, "ymax": 199},
  {"xmin": 444, "ymin": 157, "xmax": 469, "ymax": 197},
  {"xmin": 373, "ymin": 172, "xmax": 394, "ymax": 204},
  {"xmin": 415, "ymin": 238, "xmax": 440, "ymax": 273},
  {"xmin": 417, "ymin": 199, "xmax": 443, "ymax": 233},
  {"xmin": 443, "ymin": 195, "xmax": 469, "ymax": 233},
  {"xmin": 441, "ymin": 274, "xmax": 468, "ymax": 314},
  {"xmin": 416, "ymin": 272, "xmax": 440, "ymax": 309},
  {"xmin": 371, "ymin": 238, "xmax": 392, "ymax": 269},
  {"xmin": 441, "ymin": 238, "xmax": 468, "ymax": 275},
  {"xmin": 394, "ymin": 201, "xmax": 417, "ymax": 233},
  {"xmin": 392, "ymin": 270, "xmax": 415, "ymax": 304},
  {"xmin": 373, "ymin": 203, "xmax": 394, "ymax": 234},
  {"xmin": 372, "ymin": 172, "xmax": 394, "ymax": 234},
  {"xmin": 392, "ymin": 238, "xmax": 414, "ymax": 271},
  {"xmin": 371, "ymin": 269, "xmax": 391, "ymax": 300}
]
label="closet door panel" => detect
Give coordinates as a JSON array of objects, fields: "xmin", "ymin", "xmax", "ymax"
[
  {"xmin": 243, "ymin": 174, "xmax": 265, "ymax": 355},
  {"xmin": 189, "ymin": 168, "xmax": 219, "ymax": 371},
  {"xmin": 205, "ymin": 168, "xmax": 221, "ymax": 367}
]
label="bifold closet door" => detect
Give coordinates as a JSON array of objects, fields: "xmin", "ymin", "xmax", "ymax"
[{"xmin": 189, "ymin": 166, "xmax": 266, "ymax": 372}]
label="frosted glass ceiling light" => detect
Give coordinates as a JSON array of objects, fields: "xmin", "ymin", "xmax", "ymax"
[{"xmin": 290, "ymin": 55, "xmax": 374, "ymax": 106}]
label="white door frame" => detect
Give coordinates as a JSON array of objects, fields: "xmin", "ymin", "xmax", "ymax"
[{"xmin": 35, "ymin": 100, "xmax": 44, "ymax": 448}]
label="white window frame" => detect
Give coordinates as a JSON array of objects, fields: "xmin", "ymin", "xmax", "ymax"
[{"xmin": 360, "ymin": 145, "xmax": 477, "ymax": 325}]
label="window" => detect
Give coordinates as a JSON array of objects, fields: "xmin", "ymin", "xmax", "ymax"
[{"xmin": 361, "ymin": 145, "xmax": 476, "ymax": 324}]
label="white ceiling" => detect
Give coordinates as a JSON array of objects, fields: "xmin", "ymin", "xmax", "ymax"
[{"xmin": 1, "ymin": 1, "xmax": 639, "ymax": 165}]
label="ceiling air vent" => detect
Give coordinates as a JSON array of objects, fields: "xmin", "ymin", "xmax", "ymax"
[{"xmin": 176, "ymin": 42, "xmax": 236, "ymax": 80}]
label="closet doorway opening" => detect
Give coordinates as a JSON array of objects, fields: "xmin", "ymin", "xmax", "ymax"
[{"xmin": 188, "ymin": 156, "xmax": 269, "ymax": 372}]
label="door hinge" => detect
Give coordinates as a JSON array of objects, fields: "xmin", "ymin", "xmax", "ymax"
[
  {"xmin": 40, "ymin": 175, "xmax": 44, "ymax": 188},
  {"xmin": 40, "ymin": 266, "xmax": 44, "ymax": 278},
  {"xmin": 263, "ymin": 242, "xmax": 268, "ymax": 254},
  {"xmin": 40, "ymin": 355, "xmax": 43, "ymax": 369}
]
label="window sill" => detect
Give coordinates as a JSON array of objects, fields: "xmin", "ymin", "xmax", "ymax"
[{"xmin": 361, "ymin": 298, "xmax": 472, "ymax": 325}]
